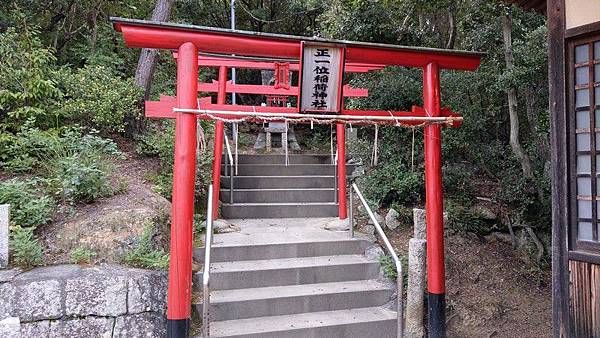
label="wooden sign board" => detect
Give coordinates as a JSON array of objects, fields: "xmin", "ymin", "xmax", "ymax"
[{"xmin": 299, "ymin": 42, "xmax": 345, "ymax": 113}]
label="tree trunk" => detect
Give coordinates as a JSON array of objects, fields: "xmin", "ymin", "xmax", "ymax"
[
  {"xmin": 446, "ymin": 11, "xmax": 456, "ymax": 49},
  {"xmin": 502, "ymin": 10, "xmax": 533, "ymax": 178},
  {"xmin": 128, "ymin": 0, "xmax": 174, "ymax": 136},
  {"xmin": 134, "ymin": 0, "xmax": 175, "ymax": 99}
]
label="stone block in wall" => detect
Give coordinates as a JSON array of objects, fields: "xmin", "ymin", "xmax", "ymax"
[
  {"xmin": 65, "ymin": 270, "xmax": 127, "ymax": 317},
  {"xmin": 0, "ymin": 269, "xmax": 21, "ymax": 283},
  {"xmin": 49, "ymin": 317, "xmax": 114, "ymax": 338},
  {"xmin": 0, "ymin": 283, "xmax": 15, "ymax": 320},
  {"xmin": 16, "ymin": 264, "xmax": 81, "ymax": 281},
  {"xmin": 127, "ymin": 270, "xmax": 167, "ymax": 314},
  {"xmin": 21, "ymin": 320, "xmax": 50, "ymax": 337},
  {"xmin": 11, "ymin": 280, "xmax": 62, "ymax": 321},
  {"xmin": 0, "ymin": 317, "xmax": 19, "ymax": 338},
  {"xmin": 0, "ymin": 204, "xmax": 8, "ymax": 268},
  {"xmin": 113, "ymin": 312, "xmax": 166, "ymax": 338}
]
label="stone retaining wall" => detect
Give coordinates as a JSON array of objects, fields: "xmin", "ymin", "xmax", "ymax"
[{"xmin": 0, "ymin": 264, "xmax": 167, "ymax": 338}]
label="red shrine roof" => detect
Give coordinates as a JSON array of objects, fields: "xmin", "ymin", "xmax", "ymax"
[{"xmin": 111, "ymin": 17, "xmax": 483, "ymax": 71}]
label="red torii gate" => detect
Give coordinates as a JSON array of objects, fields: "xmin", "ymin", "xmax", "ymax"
[
  {"xmin": 111, "ymin": 17, "xmax": 482, "ymax": 338},
  {"xmin": 149, "ymin": 52, "xmax": 391, "ymax": 218}
]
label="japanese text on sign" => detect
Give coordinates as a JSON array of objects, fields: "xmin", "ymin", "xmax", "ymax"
[{"xmin": 300, "ymin": 43, "xmax": 345, "ymax": 113}]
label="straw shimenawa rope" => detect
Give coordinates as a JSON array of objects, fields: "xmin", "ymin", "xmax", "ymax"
[{"xmin": 173, "ymin": 108, "xmax": 461, "ymax": 128}]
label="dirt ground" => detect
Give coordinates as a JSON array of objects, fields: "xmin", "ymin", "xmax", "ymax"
[
  {"xmin": 384, "ymin": 223, "xmax": 552, "ymax": 338},
  {"xmin": 39, "ymin": 145, "xmax": 170, "ymax": 265}
]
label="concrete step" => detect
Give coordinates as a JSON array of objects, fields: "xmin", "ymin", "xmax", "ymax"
[
  {"xmin": 219, "ymin": 188, "xmax": 335, "ymax": 203},
  {"xmin": 194, "ymin": 238, "xmax": 370, "ymax": 263},
  {"xmin": 206, "ymin": 307, "xmax": 397, "ymax": 338},
  {"xmin": 221, "ymin": 202, "xmax": 338, "ymax": 219},
  {"xmin": 193, "ymin": 254, "xmax": 380, "ymax": 291},
  {"xmin": 221, "ymin": 163, "xmax": 359, "ymax": 176},
  {"xmin": 224, "ymin": 154, "xmax": 332, "ymax": 165},
  {"xmin": 193, "ymin": 280, "xmax": 394, "ymax": 321},
  {"xmin": 220, "ymin": 176, "xmax": 334, "ymax": 189},
  {"xmin": 221, "ymin": 164, "xmax": 337, "ymax": 176}
]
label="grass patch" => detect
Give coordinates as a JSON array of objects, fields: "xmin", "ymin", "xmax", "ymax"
[
  {"xmin": 124, "ymin": 222, "xmax": 169, "ymax": 270},
  {"xmin": 10, "ymin": 225, "xmax": 44, "ymax": 267},
  {"xmin": 70, "ymin": 247, "xmax": 96, "ymax": 264}
]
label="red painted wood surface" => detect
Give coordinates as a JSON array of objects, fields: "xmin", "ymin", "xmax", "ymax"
[
  {"xmin": 197, "ymin": 81, "xmax": 368, "ymax": 97},
  {"xmin": 337, "ymin": 123, "xmax": 347, "ymax": 219},
  {"xmin": 114, "ymin": 22, "xmax": 481, "ymax": 70},
  {"xmin": 423, "ymin": 62, "xmax": 445, "ymax": 295},
  {"xmin": 191, "ymin": 55, "xmax": 385, "ymax": 73},
  {"xmin": 211, "ymin": 66, "xmax": 227, "ymax": 219},
  {"xmin": 167, "ymin": 42, "xmax": 197, "ymax": 322}
]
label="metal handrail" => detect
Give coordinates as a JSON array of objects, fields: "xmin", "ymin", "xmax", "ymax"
[
  {"xmin": 223, "ymin": 129, "xmax": 234, "ymax": 203},
  {"xmin": 202, "ymin": 185, "xmax": 214, "ymax": 337},
  {"xmin": 351, "ymin": 183, "xmax": 404, "ymax": 338},
  {"xmin": 334, "ymin": 148, "xmax": 338, "ymax": 203}
]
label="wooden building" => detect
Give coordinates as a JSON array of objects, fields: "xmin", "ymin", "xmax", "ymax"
[{"xmin": 505, "ymin": 0, "xmax": 600, "ymax": 336}]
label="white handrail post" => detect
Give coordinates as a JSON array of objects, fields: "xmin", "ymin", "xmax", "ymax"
[
  {"xmin": 223, "ymin": 129, "xmax": 234, "ymax": 203},
  {"xmin": 352, "ymin": 183, "xmax": 404, "ymax": 338},
  {"xmin": 348, "ymin": 186, "xmax": 353, "ymax": 238},
  {"xmin": 202, "ymin": 185, "xmax": 214, "ymax": 337}
]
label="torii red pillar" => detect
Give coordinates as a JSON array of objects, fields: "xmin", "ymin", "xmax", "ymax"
[
  {"xmin": 211, "ymin": 66, "xmax": 228, "ymax": 219},
  {"xmin": 167, "ymin": 42, "xmax": 198, "ymax": 336},
  {"xmin": 337, "ymin": 123, "xmax": 347, "ymax": 219},
  {"xmin": 424, "ymin": 62, "xmax": 446, "ymax": 337}
]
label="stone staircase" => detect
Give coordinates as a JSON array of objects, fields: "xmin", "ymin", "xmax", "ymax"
[
  {"xmin": 220, "ymin": 154, "xmax": 347, "ymax": 219},
  {"xmin": 193, "ymin": 218, "xmax": 398, "ymax": 338}
]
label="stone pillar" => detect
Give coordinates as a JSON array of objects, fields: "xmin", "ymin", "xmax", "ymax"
[
  {"xmin": 405, "ymin": 208, "xmax": 427, "ymax": 338},
  {"xmin": 0, "ymin": 204, "xmax": 8, "ymax": 269},
  {"xmin": 266, "ymin": 132, "xmax": 272, "ymax": 152},
  {"xmin": 413, "ymin": 208, "xmax": 426, "ymax": 240}
]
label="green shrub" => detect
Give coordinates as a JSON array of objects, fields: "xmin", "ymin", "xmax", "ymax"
[
  {"xmin": 70, "ymin": 247, "xmax": 96, "ymax": 264},
  {"xmin": 0, "ymin": 28, "xmax": 62, "ymax": 131},
  {"xmin": 125, "ymin": 222, "xmax": 170, "ymax": 270},
  {"xmin": 61, "ymin": 128, "xmax": 122, "ymax": 157},
  {"xmin": 358, "ymin": 163, "xmax": 424, "ymax": 207},
  {"xmin": 56, "ymin": 65, "xmax": 142, "ymax": 133},
  {"xmin": 378, "ymin": 254, "xmax": 408, "ymax": 282},
  {"xmin": 0, "ymin": 28, "xmax": 141, "ymax": 134},
  {"xmin": 194, "ymin": 213, "xmax": 207, "ymax": 235},
  {"xmin": 389, "ymin": 204, "xmax": 414, "ymax": 227},
  {"xmin": 0, "ymin": 178, "xmax": 54, "ymax": 228},
  {"xmin": 136, "ymin": 121, "xmax": 214, "ymax": 204},
  {"xmin": 10, "ymin": 225, "xmax": 44, "ymax": 267},
  {"xmin": 49, "ymin": 154, "xmax": 113, "ymax": 203},
  {"xmin": 445, "ymin": 202, "xmax": 493, "ymax": 236},
  {"xmin": 378, "ymin": 254, "xmax": 398, "ymax": 279},
  {"xmin": 135, "ymin": 122, "xmax": 175, "ymax": 168},
  {"xmin": 0, "ymin": 128, "xmax": 62, "ymax": 173}
]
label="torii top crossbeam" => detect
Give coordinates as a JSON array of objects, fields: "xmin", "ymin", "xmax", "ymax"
[{"xmin": 111, "ymin": 17, "xmax": 482, "ymax": 71}]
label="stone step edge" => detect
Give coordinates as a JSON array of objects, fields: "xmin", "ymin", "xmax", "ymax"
[
  {"xmin": 194, "ymin": 238, "xmax": 368, "ymax": 250},
  {"xmin": 206, "ymin": 306, "xmax": 397, "ymax": 337},
  {"xmin": 192, "ymin": 279, "xmax": 392, "ymax": 305},
  {"xmin": 219, "ymin": 188, "xmax": 335, "ymax": 192},
  {"xmin": 222, "ymin": 202, "xmax": 338, "ymax": 206},
  {"xmin": 197, "ymin": 254, "xmax": 376, "ymax": 273},
  {"xmin": 221, "ymin": 175, "xmax": 335, "ymax": 178}
]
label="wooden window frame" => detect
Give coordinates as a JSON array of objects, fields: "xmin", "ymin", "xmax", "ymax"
[{"xmin": 568, "ymin": 34, "xmax": 600, "ymax": 256}]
